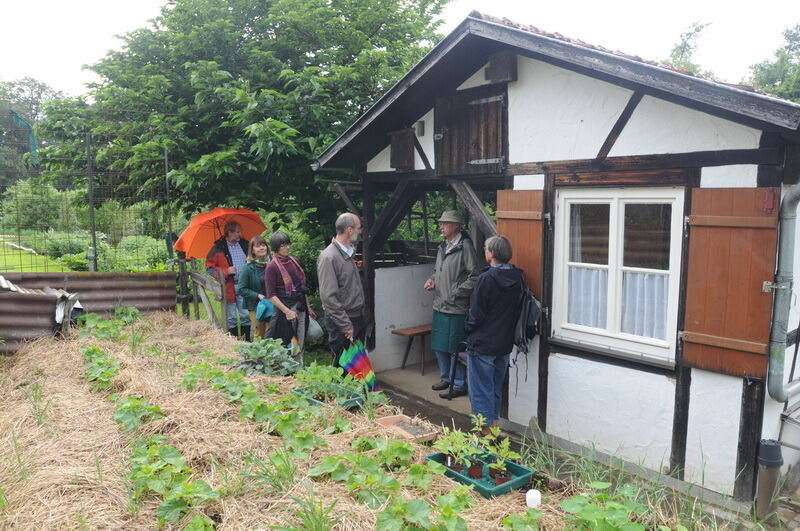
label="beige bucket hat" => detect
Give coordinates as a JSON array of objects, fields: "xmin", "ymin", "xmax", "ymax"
[{"xmin": 437, "ymin": 210, "xmax": 464, "ymax": 224}]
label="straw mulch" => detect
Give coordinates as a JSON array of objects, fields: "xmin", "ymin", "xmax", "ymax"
[{"xmin": 0, "ymin": 312, "xmax": 568, "ymax": 530}]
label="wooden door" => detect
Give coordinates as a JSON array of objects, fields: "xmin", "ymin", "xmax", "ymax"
[
  {"xmin": 496, "ymin": 190, "xmax": 544, "ymax": 298},
  {"xmin": 682, "ymin": 188, "xmax": 779, "ymax": 378},
  {"xmin": 434, "ymin": 84, "xmax": 507, "ymax": 177}
]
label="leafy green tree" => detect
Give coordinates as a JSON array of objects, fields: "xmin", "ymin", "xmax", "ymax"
[
  {"xmin": 751, "ymin": 25, "xmax": 800, "ymax": 102},
  {"xmin": 36, "ymin": 0, "xmax": 448, "ymax": 225},
  {"xmin": 664, "ymin": 22, "xmax": 715, "ymax": 78},
  {"xmin": 0, "ymin": 77, "xmax": 63, "ymax": 124}
]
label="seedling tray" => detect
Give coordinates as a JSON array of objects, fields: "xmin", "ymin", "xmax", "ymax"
[
  {"xmin": 292, "ymin": 385, "xmax": 364, "ymax": 409},
  {"xmin": 376, "ymin": 414, "xmax": 438, "ymax": 442},
  {"xmin": 425, "ymin": 451, "xmax": 533, "ymax": 498}
]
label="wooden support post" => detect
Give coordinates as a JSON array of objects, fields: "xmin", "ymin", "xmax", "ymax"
[
  {"xmin": 367, "ymin": 180, "xmax": 420, "ymax": 250},
  {"xmin": 190, "ymin": 260, "xmax": 200, "ymax": 319},
  {"xmin": 363, "ymin": 180, "xmax": 377, "ymax": 350},
  {"xmin": 448, "ymin": 179, "xmax": 497, "ymax": 238},
  {"xmin": 177, "ymin": 251, "xmax": 190, "ymax": 317},
  {"xmin": 421, "ymin": 195, "xmax": 430, "ymax": 255},
  {"xmin": 189, "ymin": 271, "xmax": 224, "ymax": 329}
]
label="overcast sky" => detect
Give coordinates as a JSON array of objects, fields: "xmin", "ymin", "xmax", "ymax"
[{"xmin": 2, "ymin": 0, "xmax": 799, "ymax": 96}]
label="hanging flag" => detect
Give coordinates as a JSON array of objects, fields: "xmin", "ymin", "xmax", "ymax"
[{"xmin": 339, "ymin": 340, "xmax": 380, "ymax": 391}]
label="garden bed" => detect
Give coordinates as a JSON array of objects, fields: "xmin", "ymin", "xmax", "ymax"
[{"xmin": 0, "ymin": 312, "xmax": 564, "ymax": 530}]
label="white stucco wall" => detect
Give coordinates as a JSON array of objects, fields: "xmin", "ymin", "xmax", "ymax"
[
  {"xmin": 458, "ymin": 62, "xmax": 491, "ymax": 90},
  {"xmin": 508, "ymin": 57, "xmax": 632, "ymax": 163},
  {"xmin": 546, "ymin": 353, "xmax": 675, "ymax": 472},
  {"xmin": 507, "ymin": 342, "xmax": 539, "ymax": 428},
  {"xmin": 372, "ymin": 264, "xmax": 435, "ymax": 372},
  {"xmin": 700, "ymin": 165, "xmax": 759, "ymax": 188},
  {"xmin": 365, "ymin": 109, "xmax": 435, "ymax": 173},
  {"xmin": 513, "ymin": 174, "xmax": 545, "ymax": 190},
  {"xmin": 684, "ymin": 369, "xmax": 742, "ymax": 495},
  {"xmin": 610, "ymin": 96, "xmax": 761, "ymax": 156}
]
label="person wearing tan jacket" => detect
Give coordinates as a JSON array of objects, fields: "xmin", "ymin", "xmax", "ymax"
[
  {"xmin": 317, "ymin": 213, "xmax": 366, "ymax": 367},
  {"xmin": 424, "ymin": 210, "xmax": 479, "ymax": 399}
]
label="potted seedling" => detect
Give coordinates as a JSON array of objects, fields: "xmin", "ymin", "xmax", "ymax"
[
  {"xmin": 433, "ymin": 428, "xmax": 480, "ymax": 474},
  {"xmin": 485, "ymin": 436, "xmax": 522, "ymax": 485}
]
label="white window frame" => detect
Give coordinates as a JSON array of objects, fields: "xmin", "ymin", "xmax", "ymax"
[{"xmin": 552, "ymin": 186, "xmax": 685, "ymax": 366}]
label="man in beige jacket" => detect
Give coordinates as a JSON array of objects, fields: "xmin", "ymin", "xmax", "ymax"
[
  {"xmin": 317, "ymin": 212, "xmax": 366, "ymax": 367},
  {"xmin": 424, "ymin": 210, "xmax": 479, "ymax": 399}
]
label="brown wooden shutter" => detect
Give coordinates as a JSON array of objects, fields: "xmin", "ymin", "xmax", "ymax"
[
  {"xmin": 434, "ymin": 84, "xmax": 507, "ymax": 177},
  {"xmin": 682, "ymin": 187, "xmax": 779, "ymax": 378},
  {"xmin": 496, "ymin": 190, "xmax": 544, "ymax": 298},
  {"xmin": 388, "ymin": 129, "xmax": 415, "ymax": 172}
]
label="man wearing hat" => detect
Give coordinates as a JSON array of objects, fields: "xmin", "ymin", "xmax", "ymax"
[{"xmin": 423, "ymin": 210, "xmax": 479, "ymax": 399}]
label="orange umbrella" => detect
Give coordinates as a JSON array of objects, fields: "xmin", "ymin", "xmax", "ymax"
[{"xmin": 173, "ymin": 207, "xmax": 266, "ymax": 259}]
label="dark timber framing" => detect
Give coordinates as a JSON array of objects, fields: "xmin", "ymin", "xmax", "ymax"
[
  {"xmin": 595, "ymin": 91, "xmax": 643, "ymax": 160},
  {"xmin": 314, "ymin": 11, "xmax": 800, "ymax": 505}
]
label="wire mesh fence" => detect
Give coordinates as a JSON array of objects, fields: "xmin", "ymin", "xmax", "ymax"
[{"xmin": 0, "ymin": 109, "xmax": 182, "ymax": 274}]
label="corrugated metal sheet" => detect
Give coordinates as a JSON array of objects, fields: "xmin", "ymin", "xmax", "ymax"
[{"xmin": 0, "ymin": 271, "xmax": 176, "ymax": 355}]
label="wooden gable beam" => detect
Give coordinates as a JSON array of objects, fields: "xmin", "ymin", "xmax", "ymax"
[
  {"xmin": 596, "ymin": 91, "xmax": 643, "ymax": 160},
  {"xmin": 449, "ymin": 179, "xmax": 497, "ymax": 238},
  {"xmin": 329, "ymin": 182, "xmax": 362, "ymax": 217},
  {"xmin": 366, "ymin": 180, "xmax": 420, "ymax": 250},
  {"xmin": 507, "ymin": 147, "xmax": 782, "ymax": 175}
]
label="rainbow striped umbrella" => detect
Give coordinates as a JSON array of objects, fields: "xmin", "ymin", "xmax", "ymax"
[{"xmin": 339, "ymin": 340, "xmax": 380, "ymax": 391}]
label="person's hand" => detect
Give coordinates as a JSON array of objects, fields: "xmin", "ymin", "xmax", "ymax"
[
  {"xmin": 308, "ymin": 307, "xmax": 318, "ymax": 320},
  {"xmin": 285, "ymin": 309, "xmax": 298, "ymax": 321},
  {"xmin": 423, "ymin": 278, "xmax": 434, "ymax": 291},
  {"xmin": 227, "ymin": 266, "xmax": 237, "ymax": 275},
  {"xmin": 258, "ymin": 294, "xmax": 265, "ymax": 300},
  {"xmin": 344, "ymin": 328, "xmax": 354, "ymax": 341}
]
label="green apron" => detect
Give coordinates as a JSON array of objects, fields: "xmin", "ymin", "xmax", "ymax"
[{"xmin": 431, "ymin": 310, "xmax": 466, "ymax": 354}]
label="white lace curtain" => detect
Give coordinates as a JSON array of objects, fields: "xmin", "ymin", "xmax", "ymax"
[{"xmin": 568, "ymin": 267, "xmax": 667, "ymax": 340}]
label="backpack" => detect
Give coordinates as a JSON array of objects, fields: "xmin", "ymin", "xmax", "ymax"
[{"xmin": 513, "ymin": 285, "xmax": 542, "ymax": 354}]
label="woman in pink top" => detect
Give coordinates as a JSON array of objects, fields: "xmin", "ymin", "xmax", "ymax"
[{"xmin": 264, "ymin": 231, "xmax": 318, "ymax": 363}]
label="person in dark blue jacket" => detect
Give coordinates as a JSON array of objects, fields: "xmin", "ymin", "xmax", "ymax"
[{"xmin": 464, "ymin": 235, "xmax": 524, "ymax": 433}]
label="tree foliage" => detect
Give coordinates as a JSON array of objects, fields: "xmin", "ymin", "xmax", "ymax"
[
  {"xmin": 36, "ymin": 0, "xmax": 448, "ymax": 222},
  {"xmin": 663, "ymin": 22, "xmax": 714, "ymax": 78},
  {"xmin": 0, "ymin": 77, "xmax": 64, "ymax": 123},
  {"xmin": 751, "ymin": 24, "xmax": 800, "ymax": 103}
]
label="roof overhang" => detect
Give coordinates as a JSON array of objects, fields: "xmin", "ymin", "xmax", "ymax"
[{"xmin": 317, "ymin": 15, "xmax": 800, "ymax": 170}]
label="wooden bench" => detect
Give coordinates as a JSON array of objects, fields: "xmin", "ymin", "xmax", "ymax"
[{"xmin": 392, "ymin": 324, "xmax": 433, "ymax": 375}]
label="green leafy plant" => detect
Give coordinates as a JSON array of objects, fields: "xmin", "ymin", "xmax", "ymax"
[
  {"xmin": 294, "ymin": 363, "xmax": 362, "ymax": 403},
  {"xmin": 236, "ymin": 338, "xmax": 300, "ymax": 375},
  {"xmin": 78, "ymin": 313, "xmax": 126, "ymax": 341},
  {"xmin": 181, "ymin": 364, "xmax": 223, "ymax": 391},
  {"xmin": 403, "ymin": 461, "xmax": 447, "ymax": 490},
  {"xmin": 503, "ymin": 508, "xmax": 542, "ymax": 530},
  {"xmin": 375, "ymin": 497, "xmax": 433, "ymax": 530},
  {"xmin": 112, "ymin": 395, "xmax": 164, "ymax": 430},
  {"xmin": 157, "ymin": 480, "xmax": 220, "ymax": 524},
  {"xmin": 485, "ymin": 435, "xmax": 522, "ymax": 477},
  {"xmin": 81, "ymin": 345, "xmax": 120, "ymax": 392},
  {"xmin": 561, "ymin": 482, "xmax": 647, "ymax": 530},
  {"xmin": 128, "ymin": 435, "xmax": 219, "ymax": 524},
  {"xmin": 434, "ymin": 485, "xmax": 475, "ymax": 530},
  {"xmin": 183, "ymin": 514, "xmax": 216, "ymax": 530}
]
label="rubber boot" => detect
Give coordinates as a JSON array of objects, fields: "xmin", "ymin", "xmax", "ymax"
[{"xmin": 242, "ymin": 326, "xmax": 252, "ymax": 342}]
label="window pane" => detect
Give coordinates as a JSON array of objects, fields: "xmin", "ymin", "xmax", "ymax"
[
  {"xmin": 623, "ymin": 203, "xmax": 671, "ymax": 270},
  {"xmin": 569, "ymin": 204, "xmax": 609, "ymax": 264},
  {"xmin": 568, "ymin": 265, "xmax": 607, "ymax": 328},
  {"xmin": 621, "ymin": 271, "xmax": 668, "ymax": 340}
]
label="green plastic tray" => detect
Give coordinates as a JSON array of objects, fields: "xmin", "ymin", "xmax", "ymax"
[
  {"xmin": 292, "ymin": 385, "xmax": 364, "ymax": 409},
  {"xmin": 425, "ymin": 451, "xmax": 533, "ymax": 498}
]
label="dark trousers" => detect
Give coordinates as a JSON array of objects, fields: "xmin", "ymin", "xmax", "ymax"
[{"xmin": 325, "ymin": 314, "xmax": 366, "ymax": 368}]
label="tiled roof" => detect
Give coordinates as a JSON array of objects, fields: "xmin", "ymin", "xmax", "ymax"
[{"xmin": 469, "ymin": 11, "xmax": 763, "ymax": 95}]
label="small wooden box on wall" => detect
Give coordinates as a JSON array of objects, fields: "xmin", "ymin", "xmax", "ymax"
[{"xmin": 388, "ymin": 128, "xmax": 415, "ymax": 173}]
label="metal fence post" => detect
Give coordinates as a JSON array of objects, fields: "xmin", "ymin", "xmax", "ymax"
[
  {"xmin": 86, "ymin": 131, "xmax": 98, "ymax": 272},
  {"xmin": 177, "ymin": 250, "xmax": 190, "ymax": 317}
]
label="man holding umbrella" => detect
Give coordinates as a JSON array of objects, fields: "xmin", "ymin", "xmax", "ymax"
[{"xmin": 206, "ymin": 220, "xmax": 251, "ymax": 340}]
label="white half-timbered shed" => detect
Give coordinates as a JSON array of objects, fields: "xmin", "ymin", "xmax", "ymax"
[{"xmin": 314, "ymin": 12, "xmax": 800, "ymax": 502}]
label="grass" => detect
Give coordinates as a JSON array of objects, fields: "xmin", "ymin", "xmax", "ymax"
[
  {"xmin": 520, "ymin": 435, "xmax": 735, "ymax": 529},
  {"xmin": 0, "ymin": 237, "xmax": 68, "ymax": 273}
]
